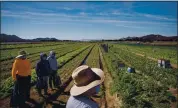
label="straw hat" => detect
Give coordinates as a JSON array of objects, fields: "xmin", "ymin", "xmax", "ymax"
[
  {"xmin": 70, "ymin": 65, "xmax": 105, "ymax": 96},
  {"xmin": 16, "ymin": 50, "xmax": 27, "ymax": 58}
]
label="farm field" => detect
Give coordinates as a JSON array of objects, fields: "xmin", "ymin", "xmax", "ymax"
[
  {"xmin": 0, "ymin": 42, "xmax": 177, "ymax": 108},
  {"xmin": 111, "ymin": 43, "xmax": 177, "ymax": 64},
  {"xmin": 101, "ymin": 43, "xmax": 177, "ymax": 108}
]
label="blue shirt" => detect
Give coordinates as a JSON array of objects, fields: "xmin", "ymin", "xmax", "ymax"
[
  {"xmin": 66, "ymin": 95, "xmax": 99, "ymax": 108},
  {"xmin": 47, "ymin": 56, "xmax": 58, "ymax": 71}
]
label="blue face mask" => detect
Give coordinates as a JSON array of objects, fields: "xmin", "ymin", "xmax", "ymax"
[{"xmin": 95, "ymin": 85, "xmax": 100, "ymax": 94}]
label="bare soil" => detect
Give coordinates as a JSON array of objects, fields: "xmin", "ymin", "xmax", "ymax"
[{"xmin": 99, "ymin": 49, "xmax": 121, "ymax": 108}]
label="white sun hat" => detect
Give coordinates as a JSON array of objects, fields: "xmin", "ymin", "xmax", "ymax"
[
  {"xmin": 70, "ymin": 65, "xmax": 105, "ymax": 96},
  {"xmin": 16, "ymin": 50, "xmax": 27, "ymax": 58}
]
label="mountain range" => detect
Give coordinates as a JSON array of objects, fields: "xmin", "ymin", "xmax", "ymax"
[
  {"xmin": 0, "ymin": 33, "xmax": 58, "ymax": 42},
  {"xmin": 118, "ymin": 34, "xmax": 177, "ymax": 42},
  {"xmin": 0, "ymin": 33, "xmax": 177, "ymax": 42}
]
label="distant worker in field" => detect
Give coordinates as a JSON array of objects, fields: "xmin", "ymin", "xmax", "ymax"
[
  {"xmin": 10, "ymin": 50, "xmax": 31, "ymax": 107},
  {"xmin": 47, "ymin": 51, "xmax": 60, "ymax": 90},
  {"xmin": 36, "ymin": 53, "xmax": 50, "ymax": 96},
  {"xmin": 66, "ymin": 65, "xmax": 105, "ymax": 108}
]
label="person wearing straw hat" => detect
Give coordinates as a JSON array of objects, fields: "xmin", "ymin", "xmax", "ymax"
[
  {"xmin": 66, "ymin": 65, "xmax": 105, "ymax": 108},
  {"xmin": 10, "ymin": 50, "xmax": 32, "ymax": 107}
]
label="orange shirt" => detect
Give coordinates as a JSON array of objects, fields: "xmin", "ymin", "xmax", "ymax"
[{"xmin": 11, "ymin": 58, "xmax": 31, "ymax": 80}]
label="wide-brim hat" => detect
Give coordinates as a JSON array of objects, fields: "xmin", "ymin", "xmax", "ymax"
[
  {"xmin": 16, "ymin": 50, "xmax": 27, "ymax": 58},
  {"xmin": 70, "ymin": 65, "xmax": 105, "ymax": 96}
]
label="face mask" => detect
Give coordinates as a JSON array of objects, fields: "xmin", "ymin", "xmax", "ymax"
[{"xmin": 95, "ymin": 85, "xmax": 100, "ymax": 94}]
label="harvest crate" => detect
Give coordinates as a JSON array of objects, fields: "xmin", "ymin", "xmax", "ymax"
[
  {"xmin": 158, "ymin": 59, "xmax": 171, "ymax": 68},
  {"xmin": 158, "ymin": 59, "xmax": 162, "ymax": 67}
]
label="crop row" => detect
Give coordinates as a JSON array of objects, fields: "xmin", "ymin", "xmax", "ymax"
[
  {"xmin": 2, "ymin": 43, "xmax": 85, "ymax": 67},
  {"xmin": 85, "ymin": 44, "xmax": 105, "ymax": 107},
  {"xmin": 0, "ymin": 44, "xmax": 86, "ymax": 80},
  {"xmin": 0, "ymin": 43, "xmax": 82, "ymax": 67},
  {"xmin": 110, "ymin": 45, "xmax": 177, "ymax": 82},
  {"xmin": 1, "ymin": 42, "xmax": 86, "ymax": 61},
  {"xmin": 59, "ymin": 45, "xmax": 94, "ymax": 82},
  {"xmin": 111, "ymin": 43, "xmax": 177, "ymax": 64},
  {"xmin": 86, "ymin": 44, "xmax": 100, "ymax": 68},
  {"xmin": 58, "ymin": 45, "xmax": 95, "ymax": 99},
  {"xmin": 101, "ymin": 44, "xmax": 177, "ymax": 108},
  {"xmin": 0, "ymin": 43, "xmax": 67, "ymax": 61},
  {"xmin": 0, "ymin": 45, "xmax": 91, "ymax": 99},
  {"xmin": 0, "ymin": 42, "xmax": 64, "ymax": 50}
]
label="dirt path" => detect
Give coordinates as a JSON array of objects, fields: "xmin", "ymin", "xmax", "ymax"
[
  {"xmin": 167, "ymin": 88, "xmax": 178, "ymax": 108},
  {"xmin": 99, "ymin": 48, "xmax": 121, "ymax": 108}
]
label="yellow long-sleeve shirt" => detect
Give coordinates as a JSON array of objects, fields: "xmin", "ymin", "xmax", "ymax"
[{"xmin": 11, "ymin": 58, "xmax": 31, "ymax": 80}]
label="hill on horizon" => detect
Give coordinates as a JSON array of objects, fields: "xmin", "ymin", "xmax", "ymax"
[
  {"xmin": 0, "ymin": 33, "xmax": 177, "ymax": 42},
  {"xmin": 118, "ymin": 34, "xmax": 177, "ymax": 42},
  {"xmin": 0, "ymin": 33, "xmax": 59, "ymax": 42}
]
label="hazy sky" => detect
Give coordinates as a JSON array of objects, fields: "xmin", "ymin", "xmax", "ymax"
[{"xmin": 1, "ymin": 2, "xmax": 177, "ymax": 40}]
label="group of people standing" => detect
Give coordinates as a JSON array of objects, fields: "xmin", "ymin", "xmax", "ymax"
[
  {"xmin": 10, "ymin": 50, "xmax": 105, "ymax": 108},
  {"xmin": 10, "ymin": 50, "xmax": 60, "ymax": 107},
  {"xmin": 36, "ymin": 51, "xmax": 60, "ymax": 96}
]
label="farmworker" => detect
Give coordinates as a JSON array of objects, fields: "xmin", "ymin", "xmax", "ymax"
[
  {"xmin": 36, "ymin": 53, "xmax": 50, "ymax": 96},
  {"xmin": 10, "ymin": 50, "xmax": 31, "ymax": 107},
  {"xmin": 47, "ymin": 51, "xmax": 60, "ymax": 89},
  {"xmin": 66, "ymin": 65, "xmax": 105, "ymax": 108}
]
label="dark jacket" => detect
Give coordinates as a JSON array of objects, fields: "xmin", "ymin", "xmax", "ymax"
[{"xmin": 36, "ymin": 54, "xmax": 50, "ymax": 77}]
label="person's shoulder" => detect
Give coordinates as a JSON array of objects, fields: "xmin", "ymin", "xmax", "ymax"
[
  {"xmin": 72, "ymin": 96, "xmax": 98, "ymax": 108},
  {"xmin": 23, "ymin": 59, "xmax": 32, "ymax": 65},
  {"xmin": 14, "ymin": 58, "xmax": 20, "ymax": 63},
  {"xmin": 25, "ymin": 59, "xmax": 31, "ymax": 63},
  {"xmin": 14, "ymin": 58, "xmax": 19, "ymax": 61}
]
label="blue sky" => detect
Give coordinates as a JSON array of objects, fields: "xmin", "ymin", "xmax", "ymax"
[{"xmin": 1, "ymin": 2, "xmax": 177, "ymax": 40}]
